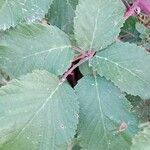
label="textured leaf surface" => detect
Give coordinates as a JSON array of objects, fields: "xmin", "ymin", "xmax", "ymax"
[
  {"xmin": 74, "ymin": 0, "xmax": 124, "ymax": 51},
  {"xmin": 91, "ymin": 42, "xmax": 150, "ymax": 99},
  {"xmin": 131, "ymin": 123, "xmax": 150, "ymax": 150},
  {"xmin": 0, "ymin": 70, "xmax": 79, "ymax": 150},
  {"xmin": 0, "ymin": 0, "xmax": 53, "ymax": 30},
  {"xmin": 0, "ymin": 24, "xmax": 74, "ymax": 78},
  {"xmin": 46, "ymin": 0, "xmax": 78, "ymax": 36},
  {"xmin": 75, "ymin": 75, "xmax": 138, "ymax": 150}
]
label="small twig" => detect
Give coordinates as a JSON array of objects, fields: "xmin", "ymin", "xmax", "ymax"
[
  {"xmin": 121, "ymin": 0, "xmax": 131, "ymax": 9},
  {"xmin": 73, "ymin": 49, "xmax": 93, "ymax": 62},
  {"xmin": 60, "ymin": 51, "xmax": 95, "ymax": 82},
  {"xmin": 73, "ymin": 54, "xmax": 85, "ymax": 62}
]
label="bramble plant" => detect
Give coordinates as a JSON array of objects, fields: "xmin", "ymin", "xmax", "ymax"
[{"xmin": 0, "ymin": 0, "xmax": 150, "ymax": 149}]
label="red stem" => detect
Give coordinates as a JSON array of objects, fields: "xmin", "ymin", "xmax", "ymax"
[{"xmin": 60, "ymin": 51, "xmax": 95, "ymax": 82}]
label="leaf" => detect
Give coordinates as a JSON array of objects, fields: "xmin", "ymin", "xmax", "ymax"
[
  {"xmin": 119, "ymin": 16, "xmax": 140, "ymax": 43},
  {"xmin": 134, "ymin": 100, "xmax": 150, "ymax": 123},
  {"xmin": 125, "ymin": 94, "xmax": 142, "ymax": 108},
  {"xmin": 79, "ymin": 62, "xmax": 93, "ymax": 76},
  {"xmin": 0, "ymin": 68, "xmax": 10, "ymax": 87},
  {"xmin": 0, "ymin": 23, "xmax": 74, "ymax": 78},
  {"xmin": 75, "ymin": 75, "xmax": 138, "ymax": 150},
  {"xmin": 0, "ymin": 0, "xmax": 53, "ymax": 30},
  {"xmin": 91, "ymin": 42, "xmax": 150, "ymax": 99},
  {"xmin": 0, "ymin": 70, "xmax": 79, "ymax": 150},
  {"xmin": 74, "ymin": 0, "xmax": 124, "ymax": 51},
  {"xmin": 46, "ymin": 0, "xmax": 78, "ymax": 36},
  {"xmin": 66, "ymin": 138, "xmax": 81, "ymax": 150},
  {"xmin": 136, "ymin": 23, "xmax": 150, "ymax": 51},
  {"xmin": 131, "ymin": 123, "xmax": 150, "ymax": 150},
  {"xmin": 126, "ymin": 95, "xmax": 150, "ymax": 123},
  {"xmin": 72, "ymin": 144, "xmax": 81, "ymax": 150},
  {"xmin": 136, "ymin": 23, "xmax": 150, "ymax": 37}
]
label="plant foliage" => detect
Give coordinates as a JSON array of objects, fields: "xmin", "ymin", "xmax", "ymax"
[{"xmin": 0, "ymin": 0, "xmax": 150, "ymax": 149}]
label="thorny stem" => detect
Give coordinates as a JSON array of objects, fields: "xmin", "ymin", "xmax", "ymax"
[{"xmin": 60, "ymin": 51, "xmax": 95, "ymax": 82}]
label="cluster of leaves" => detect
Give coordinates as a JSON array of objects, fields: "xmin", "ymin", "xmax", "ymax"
[{"xmin": 0, "ymin": 0, "xmax": 150, "ymax": 149}]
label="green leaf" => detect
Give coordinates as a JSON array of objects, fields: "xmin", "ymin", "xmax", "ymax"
[
  {"xmin": 72, "ymin": 144, "xmax": 81, "ymax": 150},
  {"xmin": 74, "ymin": 0, "xmax": 124, "ymax": 51},
  {"xmin": 75, "ymin": 75, "xmax": 138, "ymax": 150},
  {"xmin": 133, "ymin": 100, "xmax": 150, "ymax": 123},
  {"xmin": 79, "ymin": 62, "xmax": 93, "ymax": 76},
  {"xmin": 136, "ymin": 23, "xmax": 150, "ymax": 51},
  {"xmin": 91, "ymin": 42, "xmax": 150, "ymax": 99},
  {"xmin": 131, "ymin": 123, "xmax": 150, "ymax": 150},
  {"xmin": 0, "ymin": 0, "xmax": 53, "ymax": 30},
  {"xmin": 0, "ymin": 23, "xmax": 74, "ymax": 78},
  {"xmin": 0, "ymin": 70, "xmax": 79, "ymax": 150},
  {"xmin": 125, "ymin": 94, "xmax": 142, "ymax": 108},
  {"xmin": 46, "ymin": 0, "xmax": 78, "ymax": 36},
  {"xmin": 0, "ymin": 68, "xmax": 10, "ymax": 87},
  {"xmin": 126, "ymin": 95, "xmax": 150, "ymax": 123},
  {"xmin": 119, "ymin": 17, "xmax": 140, "ymax": 43},
  {"xmin": 136, "ymin": 23, "xmax": 150, "ymax": 37}
]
